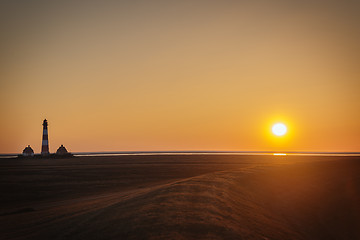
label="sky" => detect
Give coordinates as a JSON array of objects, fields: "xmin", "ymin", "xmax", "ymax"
[{"xmin": 1, "ymin": 0, "xmax": 359, "ymax": 153}]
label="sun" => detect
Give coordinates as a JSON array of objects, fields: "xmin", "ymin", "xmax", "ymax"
[{"xmin": 272, "ymin": 123, "xmax": 287, "ymax": 136}]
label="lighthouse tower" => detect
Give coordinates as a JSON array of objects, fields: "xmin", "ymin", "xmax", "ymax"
[{"xmin": 41, "ymin": 119, "xmax": 49, "ymax": 155}]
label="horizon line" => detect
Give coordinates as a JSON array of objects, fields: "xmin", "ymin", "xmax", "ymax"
[{"xmin": 1, "ymin": 150, "xmax": 360, "ymax": 157}]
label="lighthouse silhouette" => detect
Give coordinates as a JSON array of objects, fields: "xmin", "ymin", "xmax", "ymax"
[{"xmin": 41, "ymin": 119, "xmax": 49, "ymax": 155}]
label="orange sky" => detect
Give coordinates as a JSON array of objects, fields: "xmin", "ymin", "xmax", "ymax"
[{"xmin": 1, "ymin": 1, "xmax": 359, "ymax": 153}]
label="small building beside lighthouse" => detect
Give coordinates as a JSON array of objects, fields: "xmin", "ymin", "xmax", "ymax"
[
  {"xmin": 55, "ymin": 144, "xmax": 73, "ymax": 158},
  {"xmin": 22, "ymin": 145, "xmax": 34, "ymax": 157},
  {"xmin": 56, "ymin": 145, "xmax": 69, "ymax": 155}
]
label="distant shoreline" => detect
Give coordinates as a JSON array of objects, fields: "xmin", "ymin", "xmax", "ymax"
[{"xmin": 1, "ymin": 150, "xmax": 360, "ymax": 158}]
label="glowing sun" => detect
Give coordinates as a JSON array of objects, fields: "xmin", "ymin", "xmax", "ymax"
[{"xmin": 272, "ymin": 123, "xmax": 287, "ymax": 136}]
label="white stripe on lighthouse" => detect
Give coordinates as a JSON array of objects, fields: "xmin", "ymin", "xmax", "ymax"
[
  {"xmin": 43, "ymin": 129, "xmax": 48, "ymax": 135},
  {"xmin": 42, "ymin": 140, "xmax": 48, "ymax": 145}
]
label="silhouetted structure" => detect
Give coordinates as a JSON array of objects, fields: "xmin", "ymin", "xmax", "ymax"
[
  {"xmin": 56, "ymin": 145, "xmax": 68, "ymax": 155},
  {"xmin": 18, "ymin": 119, "xmax": 73, "ymax": 159},
  {"xmin": 22, "ymin": 145, "xmax": 34, "ymax": 157},
  {"xmin": 41, "ymin": 119, "xmax": 49, "ymax": 155}
]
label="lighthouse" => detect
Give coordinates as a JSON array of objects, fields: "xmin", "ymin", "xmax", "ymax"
[{"xmin": 41, "ymin": 119, "xmax": 49, "ymax": 155}]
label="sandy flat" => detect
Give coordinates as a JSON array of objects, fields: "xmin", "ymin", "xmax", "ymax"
[{"xmin": 0, "ymin": 155, "xmax": 359, "ymax": 239}]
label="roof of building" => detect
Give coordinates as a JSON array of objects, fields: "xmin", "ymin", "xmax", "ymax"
[
  {"xmin": 23, "ymin": 145, "xmax": 34, "ymax": 154},
  {"xmin": 56, "ymin": 145, "xmax": 68, "ymax": 155}
]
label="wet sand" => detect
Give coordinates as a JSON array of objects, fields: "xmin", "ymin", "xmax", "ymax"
[{"xmin": 0, "ymin": 155, "xmax": 359, "ymax": 239}]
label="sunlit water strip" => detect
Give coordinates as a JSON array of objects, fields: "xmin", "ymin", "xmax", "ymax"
[
  {"xmin": 1, "ymin": 151, "xmax": 360, "ymax": 158},
  {"xmin": 73, "ymin": 151, "xmax": 360, "ymax": 157}
]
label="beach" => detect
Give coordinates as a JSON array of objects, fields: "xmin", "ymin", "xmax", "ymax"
[{"xmin": 1, "ymin": 155, "xmax": 359, "ymax": 239}]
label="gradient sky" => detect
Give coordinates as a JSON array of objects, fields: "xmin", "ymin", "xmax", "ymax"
[{"xmin": 1, "ymin": 0, "xmax": 359, "ymax": 153}]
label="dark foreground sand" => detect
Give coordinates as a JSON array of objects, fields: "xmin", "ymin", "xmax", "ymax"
[{"xmin": 0, "ymin": 155, "xmax": 359, "ymax": 239}]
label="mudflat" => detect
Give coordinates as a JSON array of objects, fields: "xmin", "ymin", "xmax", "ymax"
[{"xmin": 0, "ymin": 155, "xmax": 359, "ymax": 239}]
